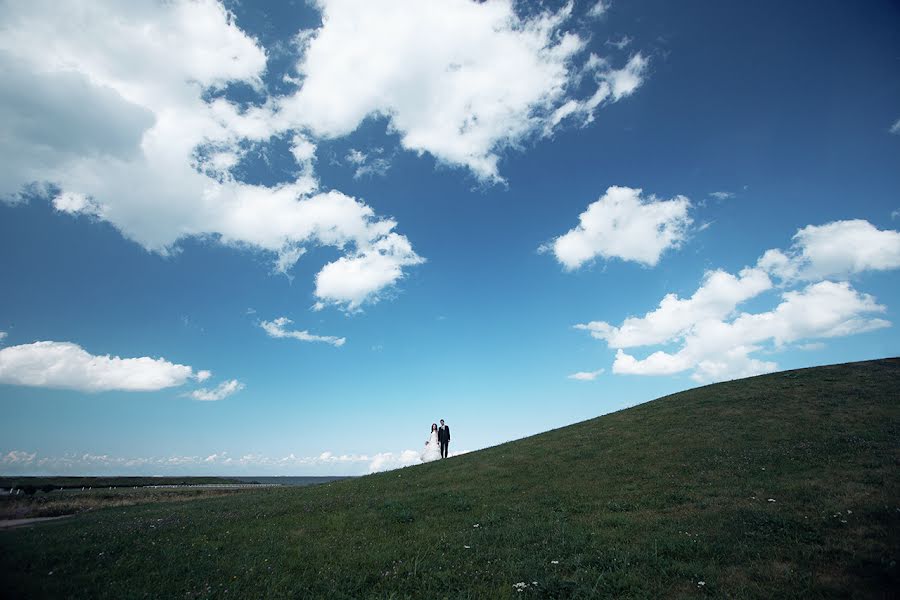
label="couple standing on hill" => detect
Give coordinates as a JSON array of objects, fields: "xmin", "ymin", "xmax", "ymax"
[{"xmin": 420, "ymin": 419, "xmax": 450, "ymax": 463}]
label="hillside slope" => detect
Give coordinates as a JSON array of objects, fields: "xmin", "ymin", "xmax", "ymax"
[{"xmin": 2, "ymin": 359, "xmax": 898, "ymax": 598}]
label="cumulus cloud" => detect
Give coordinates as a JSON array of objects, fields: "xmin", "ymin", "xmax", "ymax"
[
  {"xmin": 612, "ymin": 281, "xmax": 889, "ymax": 382},
  {"xmin": 368, "ymin": 450, "xmax": 421, "ymax": 473},
  {"xmin": 279, "ymin": 0, "xmax": 647, "ymax": 181},
  {"xmin": 546, "ymin": 185, "xmax": 692, "ymax": 269},
  {"xmin": 0, "ymin": 0, "xmax": 422, "ymax": 310},
  {"xmin": 575, "ymin": 219, "xmax": 899, "ymax": 382},
  {"xmin": 260, "ymin": 317, "xmax": 346, "ymax": 347},
  {"xmin": 0, "ymin": 341, "xmax": 207, "ymax": 392},
  {"xmin": 575, "ymin": 267, "xmax": 772, "ymax": 347},
  {"xmin": 567, "ymin": 368, "xmax": 604, "ymax": 381},
  {"xmin": 190, "ymin": 379, "xmax": 244, "ymax": 401},
  {"xmin": 758, "ymin": 220, "xmax": 900, "ymax": 282}
]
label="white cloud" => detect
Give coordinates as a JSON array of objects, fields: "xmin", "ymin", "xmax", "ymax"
[
  {"xmin": 797, "ymin": 342, "xmax": 825, "ymax": 351},
  {"xmin": 279, "ymin": 0, "xmax": 646, "ymax": 181},
  {"xmin": 588, "ymin": 1, "xmax": 610, "ymax": 18},
  {"xmin": 261, "ymin": 317, "xmax": 346, "ymax": 347},
  {"xmin": 890, "ymin": 117, "xmax": 900, "ymax": 135},
  {"xmin": 4, "ymin": 450, "xmax": 36, "ymax": 464},
  {"xmin": 546, "ymin": 185, "xmax": 692, "ymax": 269},
  {"xmin": 605, "ymin": 36, "xmax": 632, "ymax": 50},
  {"xmin": 575, "ymin": 219, "xmax": 900, "ymax": 382},
  {"xmin": 368, "ymin": 450, "xmax": 421, "ymax": 473},
  {"xmin": 0, "ymin": 0, "xmax": 421, "ymax": 310},
  {"xmin": 0, "ymin": 341, "xmax": 207, "ymax": 392},
  {"xmin": 612, "ymin": 281, "xmax": 889, "ymax": 382},
  {"xmin": 1, "ymin": 447, "xmax": 426, "ymax": 475},
  {"xmin": 190, "ymin": 379, "xmax": 244, "ymax": 401},
  {"xmin": 0, "ymin": 331, "xmax": 6, "ymax": 342},
  {"xmin": 709, "ymin": 191, "xmax": 734, "ymax": 200},
  {"xmin": 314, "ymin": 233, "xmax": 425, "ymax": 311},
  {"xmin": 758, "ymin": 220, "xmax": 900, "ymax": 282},
  {"xmin": 567, "ymin": 368, "xmax": 604, "ymax": 381},
  {"xmin": 345, "ymin": 148, "xmax": 392, "ymax": 179},
  {"xmin": 575, "ymin": 267, "xmax": 772, "ymax": 347}
]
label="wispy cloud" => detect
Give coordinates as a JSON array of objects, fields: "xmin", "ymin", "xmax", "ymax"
[
  {"xmin": 890, "ymin": 117, "xmax": 900, "ymax": 135},
  {"xmin": 190, "ymin": 379, "xmax": 244, "ymax": 401},
  {"xmin": 709, "ymin": 191, "xmax": 734, "ymax": 200},
  {"xmin": 345, "ymin": 148, "xmax": 392, "ymax": 179},
  {"xmin": 567, "ymin": 368, "xmax": 604, "ymax": 381},
  {"xmin": 260, "ymin": 317, "xmax": 345, "ymax": 347}
]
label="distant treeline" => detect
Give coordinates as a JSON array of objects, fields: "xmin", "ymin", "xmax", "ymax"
[{"xmin": 1, "ymin": 476, "xmax": 246, "ymax": 494}]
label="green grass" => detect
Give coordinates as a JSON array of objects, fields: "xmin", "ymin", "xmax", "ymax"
[{"xmin": 1, "ymin": 359, "xmax": 898, "ymax": 598}]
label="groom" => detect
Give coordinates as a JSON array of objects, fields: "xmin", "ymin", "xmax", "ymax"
[{"xmin": 438, "ymin": 419, "xmax": 450, "ymax": 458}]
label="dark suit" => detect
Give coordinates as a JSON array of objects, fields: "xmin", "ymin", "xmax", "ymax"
[{"xmin": 438, "ymin": 425, "xmax": 450, "ymax": 458}]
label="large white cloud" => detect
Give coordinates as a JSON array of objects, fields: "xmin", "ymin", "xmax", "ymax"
[
  {"xmin": 278, "ymin": 0, "xmax": 647, "ymax": 181},
  {"xmin": 0, "ymin": 0, "xmax": 421, "ymax": 310},
  {"xmin": 0, "ymin": 341, "xmax": 209, "ymax": 392},
  {"xmin": 260, "ymin": 317, "xmax": 345, "ymax": 347},
  {"xmin": 758, "ymin": 220, "xmax": 900, "ymax": 282},
  {"xmin": 613, "ymin": 281, "xmax": 889, "ymax": 382},
  {"xmin": 546, "ymin": 186, "xmax": 693, "ymax": 269},
  {"xmin": 575, "ymin": 267, "xmax": 772, "ymax": 347},
  {"xmin": 575, "ymin": 219, "xmax": 898, "ymax": 382}
]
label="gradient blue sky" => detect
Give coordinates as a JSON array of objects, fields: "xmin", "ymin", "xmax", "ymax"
[{"xmin": 1, "ymin": 0, "xmax": 899, "ymax": 475}]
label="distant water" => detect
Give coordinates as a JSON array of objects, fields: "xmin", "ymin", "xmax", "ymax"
[{"xmin": 232, "ymin": 476, "xmax": 353, "ymax": 487}]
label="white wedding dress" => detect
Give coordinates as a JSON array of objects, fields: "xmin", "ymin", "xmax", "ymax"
[{"xmin": 421, "ymin": 430, "xmax": 441, "ymax": 462}]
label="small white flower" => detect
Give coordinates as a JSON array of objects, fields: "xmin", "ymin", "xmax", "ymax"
[
  {"xmin": 464, "ymin": 545, "xmax": 471, "ymax": 549},
  {"xmin": 697, "ymin": 581, "xmax": 706, "ymax": 587},
  {"xmin": 767, "ymin": 498, "xmax": 776, "ymax": 502},
  {"xmin": 551, "ymin": 560, "xmax": 559, "ymax": 564},
  {"xmin": 473, "ymin": 523, "xmax": 480, "ymax": 528}
]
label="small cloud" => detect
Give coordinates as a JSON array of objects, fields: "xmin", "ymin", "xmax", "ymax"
[
  {"xmin": 697, "ymin": 221, "xmax": 713, "ymax": 232},
  {"xmin": 605, "ymin": 36, "xmax": 631, "ymax": 50},
  {"xmin": 190, "ymin": 379, "xmax": 244, "ymax": 401},
  {"xmin": 709, "ymin": 191, "xmax": 734, "ymax": 200},
  {"xmin": 892, "ymin": 209, "xmax": 899, "ymax": 220},
  {"xmin": 0, "ymin": 331, "xmax": 6, "ymax": 342},
  {"xmin": 345, "ymin": 148, "xmax": 392, "ymax": 179},
  {"xmin": 567, "ymin": 368, "xmax": 605, "ymax": 381},
  {"xmin": 890, "ymin": 117, "xmax": 900, "ymax": 135},
  {"xmin": 261, "ymin": 316, "xmax": 345, "ymax": 347},
  {"xmin": 588, "ymin": 0, "xmax": 610, "ymax": 18},
  {"xmin": 796, "ymin": 342, "xmax": 825, "ymax": 351}
]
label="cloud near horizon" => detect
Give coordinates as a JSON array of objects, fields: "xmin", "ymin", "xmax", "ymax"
[{"xmin": 1, "ymin": 447, "xmax": 430, "ymax": 475}]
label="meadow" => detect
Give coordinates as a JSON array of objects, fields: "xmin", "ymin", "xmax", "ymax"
[{"xmin": 1, "ymin": 359, "xmax": 897, "ymax": 598}]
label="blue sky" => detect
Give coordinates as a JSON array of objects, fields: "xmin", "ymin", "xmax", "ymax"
[{"xmin": 1, "ymin": 0, "xmax": 898, "ymax": 475}]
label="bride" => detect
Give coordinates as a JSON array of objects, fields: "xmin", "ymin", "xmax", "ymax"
[{"xmin": 421, "ymin": 423, "xmax": 441, "ymax": 462}]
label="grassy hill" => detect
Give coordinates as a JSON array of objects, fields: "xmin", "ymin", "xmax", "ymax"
[{"xmin": 1, "ymin": 359, "xmax": 898, "ymax": 598}]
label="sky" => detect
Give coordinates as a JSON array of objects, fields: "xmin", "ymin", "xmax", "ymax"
[{"xmin": 1, "ymin": 0, "xmax": 899, "ymax": 476}]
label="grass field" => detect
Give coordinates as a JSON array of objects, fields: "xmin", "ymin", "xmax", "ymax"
[{"xmin": 1, "ymin": 359, "xmax": 898, "ymax": 598}]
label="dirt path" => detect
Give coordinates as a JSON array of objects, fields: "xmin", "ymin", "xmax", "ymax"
[{"xmin": 0, "ymin": 515, "xmax": 73, "ymax": 530}]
